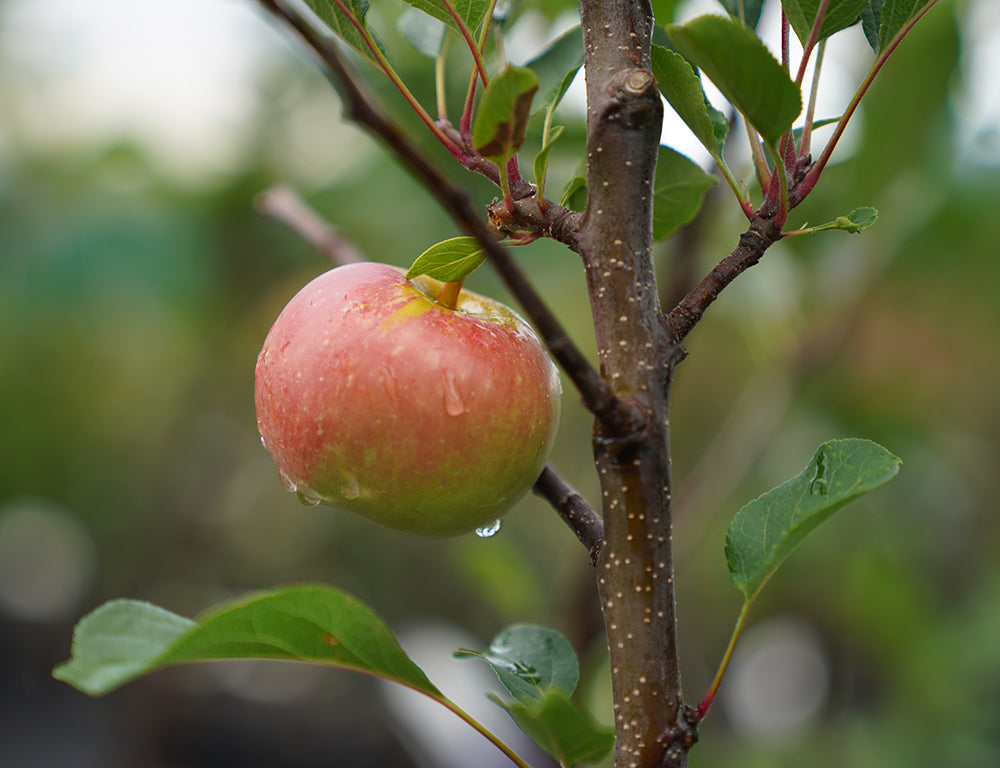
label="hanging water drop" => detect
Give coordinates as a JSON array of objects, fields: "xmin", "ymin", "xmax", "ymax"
[
  {"xmin": 277, "ymin": 469, "xmax": 297, "ymax": 493},
  {"xmin": 442, "ymin": 370, "xmax": 466, "ymax": 417},
  {"xmin": 475, "ymin": 519, "xmax": 502, "ymax": 538},
  {"xmin": 296, "ymin": 485, "xmax": 322, "ymax": 507},
  {"xmin": 340, "ymin": 475, "xmax": 361, "ymax": 500}
]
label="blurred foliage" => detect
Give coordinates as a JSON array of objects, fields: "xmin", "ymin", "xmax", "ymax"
[{"xmin": 2, "ymin": 1, "xmax": 999, "ymax": 767}]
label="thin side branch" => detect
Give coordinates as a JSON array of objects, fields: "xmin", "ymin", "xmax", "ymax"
[
  {"xmin": 255, "ymin": 185, "xmax": 364, "ymax": 265},
  {"xmin": 664, "ymin": 215, "xmax": 783, "ymax": 348},
  {"xmin": 255, "ymin": 0, "xmax": 639, "ymax": 435},
  {"xmin": 532, "ymin": 465, "xmax": 603, "ymax": 565}
]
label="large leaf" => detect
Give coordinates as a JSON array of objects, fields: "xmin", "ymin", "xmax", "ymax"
[
  {"xmin": 456, "ymin": 624, "xmax": 579, "ymax": 706},
  {"xmin": 726, "ymin": 439, "xmax": 901, "ymax": 600},
  {"xmin": 305, "ymin": 0, "xmax": 381, "ymax": 66},
  {"xmin": 472, "ymin": 66, "xmax": 539, "ymax": 161},
  {"xmin": 651, "ymin": 45, "xmax": 726, "ymax": 159},
  {"xmin": 403, "ymin": 0, "xmax": 490, "ymax": 37},
  {"xmin": 494, "ymin": 691, "xmax": 615, "ymax": 766},
  {"xmin": 652, "ymin": 146, "xmax": 717, "ymax": 241},
  {"xmin": 667, "ymin": 15, "xmax": 801, "ymax": 145},
  {"xmin": 54, "ymin": 585, "xmax": 441, "ymax": 698},
  {"xmin": 406, "ymin": 236, "xmax": 488, "ymax": 283},
  {"xmin": 781, "ymin": 0, "xmax": 869, "ymax": 45}
]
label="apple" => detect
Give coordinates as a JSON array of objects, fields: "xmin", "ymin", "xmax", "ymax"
[{"xmin": 254, "ymin": 262, "xmax": 561, "ymax": 537}]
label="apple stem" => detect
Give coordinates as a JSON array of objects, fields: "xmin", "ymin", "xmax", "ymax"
[{"xmin": 436, "ymin": 279, "xmax": 465, "ymax": 310}]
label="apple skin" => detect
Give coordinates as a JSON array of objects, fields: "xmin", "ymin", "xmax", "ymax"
[{"xmin": 254, "ymin": 262, "xmax": 561, "ymax": 537}]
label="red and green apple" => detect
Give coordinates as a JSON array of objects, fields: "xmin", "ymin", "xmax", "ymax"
[{"xmin": 255, "ymin": 262, "xmax": 561, "ymax": 537}]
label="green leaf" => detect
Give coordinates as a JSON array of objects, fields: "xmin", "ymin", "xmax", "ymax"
[
  {"xmin": 667, "ymin": 15, "xmax": 802, "ymax": 145},
  {"xmin": 493, "ymin": 690, "xmax": 615, "ymax": 766},
  {"xmin": 781, "ymin": 0, "xmax": 870, "ymax": 45},
  {"xmin": 861, "ymin": 0, "xmax": 884, "ymax": 51},
  {"xmin": 525, "ymin": 26, "xmax": 583, "ymax": 112},
  {"xmin": 798, "ymin": 206, "xmax": 879, "ymax": 234},
  {"xmin": 403, "ymin": 0, "xmax": 490, "ymax": 37},
  {"xmin": 473, "ymin": 66, "xmax": 539, "ymax": 161},
  {"xmin": 304, "ymin": 0, "xmax": 381, "ymax": 66},
  {"xmin": 651, "ymin": 45, "xmax": 725, "ymax": 159},
  {"xmin": 53, "ymin": 585, "xmax": 441, "ymax": 698},
  {"xmin": 406, "ymin": 237, "xmax": 488, "ymax": 283},
  {"xmin": 560, "ymin": 174, "xmax": 587, "ymax": 211},
  {"xmin": 718, "ymin": 0, "xmax": 766, "ymax": 28},
  {"xmin": 726, "ymin": 439, "xmax": 901, "ymax": 600},
  {"xmin": 456, "ymin": 624, "xmax": 578, "ymax": 706},
  {"xmin": 397, "ymin": 6, "xmax": 447, "ymax": 59},
  {"xmin": 876, "ymin": 0, "xmax": 936, "ymax": 52},
  {"xmin": 652, "ymin": 146, "xmax": 717, "ymax": 241},
  {"xmin": 533, "ymin": 125, "xmax": 565, "ymax": 201}
]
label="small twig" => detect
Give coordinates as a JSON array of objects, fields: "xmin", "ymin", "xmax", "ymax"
[
  {"xmin": 256, "ymin": 0, "xmax": 637, "ymax": 436},
  {"xmin": 532, "ymin": 465, "xmax": 603, "ymax": 565},
  {"xmin": 255, "ymin": 185, "xmax": 364, "ymax": 266},
  {"xmin": 664, "ymin": 216, "xmax": 783, "ymax": 348}
]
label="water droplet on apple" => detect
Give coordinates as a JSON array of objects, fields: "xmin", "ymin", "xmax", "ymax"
[
  {"xmin": 340, "ymin": 475, "xmax": 361, "ymax": 500},
  {"xmin": 442, "ymin": 370, "xmax": 466, "ymax": 417},
  {"xmin": 277, "ymin": 469, "xmax": 297, "ymax": 493},
  {"xmin": 475, "ymin": 519, "xmax": 502, "ymax": 538},
  {"xmin": 296, "ymin": 485, "xmax": 322, "ymax": 507}
]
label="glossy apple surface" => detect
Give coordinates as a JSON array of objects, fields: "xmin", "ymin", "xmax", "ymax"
[{"xmin": 254, "ymin": 262, "xmax": 561, "ymax": 536}]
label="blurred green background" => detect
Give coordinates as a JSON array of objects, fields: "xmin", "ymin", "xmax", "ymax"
[{"xmin": 2, "ymin": 1, "xmax": 998, "ymax": 766}]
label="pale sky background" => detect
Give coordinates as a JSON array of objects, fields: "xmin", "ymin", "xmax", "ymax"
[{"xmin": 0, "ymin": 0, "xmax": 997, "ymax": 186}]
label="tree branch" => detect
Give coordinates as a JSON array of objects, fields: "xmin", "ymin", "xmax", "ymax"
[
  {"xmin": 255, "ymin": 0, "xmax": 640, "ymax": 435},
  {"xmin": 576, "ymin": 1, "xmax": 695, "ymax": 766},
  {"xmin": 664, "ymin": 215, "xmax": 784, "ymax": 349},
  {"xmin": 255, "ymin": 185, "xmax": 364, "ymax": 265},
  {"xmin": 532, "ymin": 465, "xmax": 603, "ymax": 565}
]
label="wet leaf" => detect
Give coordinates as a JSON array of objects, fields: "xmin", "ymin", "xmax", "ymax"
[
  {"xmin": 726, "ymin": 439, "xmax": 901, "ymax": 600},
  {"xmin": 493, "ymin": 690, "xmax": 615, "ymax": 766},
  {"xmin": 653, "ymin": 146, "xmax": 717, "ymax": 241},
  {"xmin": 455, "ymin": 623, "xmax": 578, "ymax": 705},
  {"xmin": 406, "ymin": 237, "xmax": 488, "ymax": 283},
  {"xmin": 781, "ymin": 0, "xmax": 869, "ymax": 45},
  {"xmin": 54, "ymin": 585, "xmax": 441, "ymax": 698},
  {"xmin": 667, "ymin": 15, "xmax": 801, "ymax": 145},
  {"xmin": 473, "ymin": 66, "xmax": 539, "ymax": 161}
]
